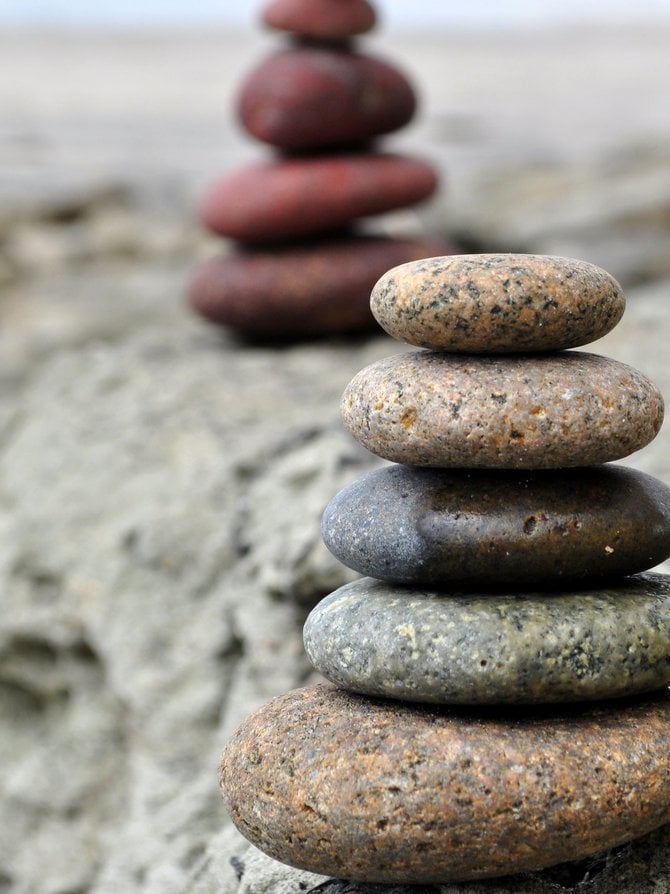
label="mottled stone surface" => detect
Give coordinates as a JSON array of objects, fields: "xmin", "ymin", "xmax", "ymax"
[
  {"xmin": 220, "ymin": 684, "xmax": 670, "ymax": 883},
  {"xmin": 370, "ymin": 254, "xmax": 625, "ymax": 352},
  {"xmin": 262, "ymin": 0, "xmax": 377, "ymax": 38},
  {"xmin": 237, "ymin": 48, "xmax": 416, "ymax": 150},
  {"xmin": 188, "ymin": 236, "xmax": 455, "ymax": 338},
  {"xmin": 200, "ymin": 154, "xmax": 438, "ymax": 242},
  {"xmin": 341, "ymin": 350, "xmax": 664, "ymax": 468},
  {"xmin": 321, "ymin": 464, "xmax": 670, "ymax": 585},
  {"xmin": 304, "ymin": 573, "xmax": 670, "ymax": 703}
]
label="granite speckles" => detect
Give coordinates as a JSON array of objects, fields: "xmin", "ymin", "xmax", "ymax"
[
  {"xmin": 341, "ymin": 350, "xmax": 664, "ymax": 468},
  {"xmin": 321, "ymin": 464, "xmax": 670, "ymax": 585},
  {"xmin": 370, "ymin": 254, "xmax": 626, "ymax": 352},
  {"xmin": 219, "ymin": 684, "xmax": 670, "ymax": 884},
  {"xmin": 303, "ymin": 574, "xmax": 670, "ymax": 703}
]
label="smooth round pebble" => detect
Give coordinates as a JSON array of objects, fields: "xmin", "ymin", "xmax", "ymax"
[
  {"xmin": 370, "ymin": 254, "xmax": 625, "ymax": 352},
  {"xmin": 238, "ymin": 47, "xmax": 416, "ymax": 150},
  {"xmin": 341, "ymin": 350, "xmax": 664, "ymax": 468},
  {"xmin": 304, "ymin": 573, "xmax": 670, "ymax": 704},
  {"xmin": 262, "ymin": 0, "xmax": 377, "ymax": 38},
  {"xmin": 188, "ymin": 236, "xmax": 455, "ymax": 338},
  {"xmin": 220, "ymin": 684, "xmax": 670, "ymax": 883},
  {"xmin": 322, "ymin": 464, "xmax": 670, "ymax": 585},
  {"xmin": 200, "ymin": 154, "xmax": 438, "ymax": 242}
]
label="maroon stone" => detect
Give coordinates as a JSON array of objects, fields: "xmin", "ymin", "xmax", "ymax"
[
  {"xmin": 200, "ymin": 153, "xmax": 438, "ymax": 242},
  {"xmin": 188, "ymin": 235, "xmax": 455, "ymax": 338},
  {"xmin": 238, "ymin": 47, "xmax": 416, "ymax": 150},
  {"xmin": 262, "ymin": 0, "xmax": 377, "ymax": 38}
]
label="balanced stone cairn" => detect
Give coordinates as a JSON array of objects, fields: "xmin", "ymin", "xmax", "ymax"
[
  {"xmin": 220, "ymin": 254, "xmax": 670, "ymax": 884},
  {"xmin": 187, "ymin": 0, "xmax": 454, "ymax": 340}
]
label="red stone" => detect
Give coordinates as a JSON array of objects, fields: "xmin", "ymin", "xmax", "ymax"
[
  {"xmin": 200, "ymin": 154, "xmax": 438, "ymax": 242},
  {"xmin": 238, "ymin": 47, "xmax": 416, "ymax": 151},
  {"xmin": 187, "ymin": 235, "xmax": 456, "ymax": 338},
  {"xmin": 262, "ymin": 0, "xmax": 377, "ymax": 38}
]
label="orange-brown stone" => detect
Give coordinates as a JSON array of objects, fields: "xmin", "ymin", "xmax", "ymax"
[{"xmin": 262, "ymin": 0, "xmax": 377, "ymax": 39}]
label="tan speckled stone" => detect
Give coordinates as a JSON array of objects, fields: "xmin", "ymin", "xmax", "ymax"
[
  {"xmin": 219, "ymin": 684, "xmax": 670, "ymax": 884},
  {"xmin": 341, "ymin": 350, "xmax": 664, "ymax": 468},
  {"xmin": 370, "ymin": 254, "xmax": 625, "ymax": 352}
]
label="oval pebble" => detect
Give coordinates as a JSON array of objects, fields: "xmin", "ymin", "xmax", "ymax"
[
  {"xmin": 341, "ymin": 350, "xmax": 664, "ymax": 468},
  {"xmin": 262, "ymin": 0, "xmax": 377, "ymax": 38},
  {"xmin": 370, "ymin": 254, "xmax": 625, "ymax": 352},
  {"xmin": 322, "ymin": 464, "xmax": 670, "ymax": 585},
  {"xmin": 304, "ymin": 573, "xmax": 670, "ymax": 704},
  {"xmin": 200, "ymin": 154, "xmax": 438, "ymax": 242},
  {"xmin": 238, "ymin": 47, "xmax": 416, "ymax": 150},
  {"xmin": 220, "ymin": 684, "xmax": 670, "ymax": 883}
]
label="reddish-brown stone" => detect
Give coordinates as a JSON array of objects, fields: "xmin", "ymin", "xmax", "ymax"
[
  {"xmin": 220, "ymin": 684, "xmax": 670, "ymax": 883},
  {"xmin": 200, "ymin": 154, "xmax": 438, "ymax": 242},
  {"xmin": 187, "ymin": 235, "xmax": 455, "ymax": 338},
  {"xmin": 262, "ymin": 0, "xmax": 377, "ymax": 38},
  {"xmin": 238, "ymin": 47, "xmax": 416, "ymax": 150}
]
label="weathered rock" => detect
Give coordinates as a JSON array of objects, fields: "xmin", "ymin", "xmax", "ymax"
[
  {"xmin": 237, "ymin": 47, "xmax": 416, "ymax": 150},
  {"xmin": 220, "ymin": 684, "xmax": 670, "ymax": 884},
  {"xmin": 321, "ymin": 464, "xmax": 670, "ymax": 585},
  {"xmin": 341, "ymin": 350, "xmax": 664, "ymax": 468},
  {"xmin": 370, "ymin": 254, "xmax": 625, "ymax": 352},
  {"xmin": 261, "ymin": 0, "xmax": 377, "ymax": 39},
  {"xmin": 304, "ymin": 573, "xmax": 670, "ymax": 703},
  {"xmin": 200, "ymin": 154, "xmax": 438, "ymax": 242},
  {"xmin": 188, "ymin": 236, "xmax": 455, "ymax": 338}
]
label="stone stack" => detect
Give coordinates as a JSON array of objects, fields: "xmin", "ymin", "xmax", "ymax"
[
  {"xmin": 188, "ymin": 0, "xmax": 454, "ymax": 340},
  {"xmin": 220, "ymin": 254, "xmax": 670, "ymax": 884}
]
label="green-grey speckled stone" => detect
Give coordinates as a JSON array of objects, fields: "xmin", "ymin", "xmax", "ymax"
[
  {"xmin": 370, "ymin": 254, "xmax": 625, "ymax": 352},
  {"xmin": 341, "ymin": 350, "xmax": 664, "ymax": 468},
  {"xmin": 321, "ymin": 464, "xmax": 670, "ymax": 586},
  {"xmin": 303, "ymin": 573, "xmax": 670, "ymax": 703}
]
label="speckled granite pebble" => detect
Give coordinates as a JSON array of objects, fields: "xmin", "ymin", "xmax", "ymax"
[
  {"xmin": 341, "ymin": 350, "xmax": 664, "ymax": 468},
  {"xmin": 220, "ymin": 684, "xmax": 670, "ymax": 883},
  {"xmin": 321, "ymin": 464, "xmax": 670, "ymax": 585},
  {"xmin": 304, "ymin": 573, "xmax": 670, "ymax": 704},
  {"xmin": 370, "ymin": 254, "xmax": 625, "ymax": 352}
]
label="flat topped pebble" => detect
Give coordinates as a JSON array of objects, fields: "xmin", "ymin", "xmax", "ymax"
[
  {"xmin": 370, "ymin": 254, "xmax": 625, "ymax": 352},
  {"xmin": 220, "ymin": 684, "xmax": 670, "ymax": 883},
  {"xmin": 262, "ymin": 0, "xmax": 377, "ymax": 39},
  {"xmin": 304, "ymin": 573, "xmax": 670, "ymax": 704},
  {"xmin": 322, "ymin": 464, "xmax": 670, "ymax": 585},
  {"xmin": 341, "ymin": 350, "xmax": 664, "ymax": 468}
]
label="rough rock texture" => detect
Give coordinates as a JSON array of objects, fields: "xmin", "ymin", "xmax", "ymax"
[
  {"xmin": 370, "ymin": 254, "xmax": 625, "ymax": 352},
  {"xmin": 220, "ymin": 684, "xmax": 670, "ymax": 883},
  {"xmin": 304, "ymin": 573, "xmax": 670, "ymax": 703},
  {"xmin": 342, "ymin": 350, "xmax": 664, "ymax": 468}
]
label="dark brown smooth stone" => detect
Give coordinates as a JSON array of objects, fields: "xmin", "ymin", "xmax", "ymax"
[
  {"xmin": 187, "ymin": 235, "xmax": 456, "ymax": 338},
  {"xmin": 220, "ymin": 684, "xmax": 670, "ymax": 883},
  {"xmin": 238, "ymin": 47, "xmax": 416, "ymax": 150},
  {"xmin": 200, "ymin": 154, "xmax": 438, "ymax": 242},
  {"xmin": 262, "ymin": 0, "xmax": 377, "ymax": 38},
  {"xmin": 322, "ymin": 464, "xmax": 670, "ymax": 586}
]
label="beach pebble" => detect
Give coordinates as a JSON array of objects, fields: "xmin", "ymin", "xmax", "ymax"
[
  {"xmin": 304, "ymin": 573, "xmax": 670, "ymax": 703},
  {"xmin": 220, "ymin": 684, "xmax": 670, "ymax": 883},
  {"xmin": 188, "ymin": 236, "xmax": 455, "ymax": 338},
  {"xmin": 370, "ymin": 254, "xmax": 625, "ymax": 352},
  {"xmin": 321, "ymin": 464, "xmax": 670, "ymax": 585},
  {"xmin": 200, "ymin": 154, "xmax": 438, "ymax": 242},
  {"xmin": 262, "ymin": 0, "xmax": 377, "ymax": 39},
  {"xmin": 238, "ymin": 47, "xmax": 416, "ymax": 150},
  {"xmin": 341, "ymin": 350, "xmax": 664, "ymax": 467}
]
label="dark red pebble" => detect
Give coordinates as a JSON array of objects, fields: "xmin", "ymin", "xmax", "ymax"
[
  {"xmin": 200, "ymin": 153, "xmax": 438, "ymax": 242},
  {"xmin": 188, "ymin": 236, "xmax": 455, "ymax": 338},
  {"xmin": 237, "ymin": 47, "xmax": 416, "ymax": 151},
  {"xmin": 262, "ymin": 0, "xmax": 377, "ymax": 38}
]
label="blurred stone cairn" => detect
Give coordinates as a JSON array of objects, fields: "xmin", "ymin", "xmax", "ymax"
[
  {"xmin": 220, "ymin": 253, "xmax": 670, "ymax": 885},
  {"xmin": 187, "ymin": 0, "xmax": 454, "ymax": 340}
]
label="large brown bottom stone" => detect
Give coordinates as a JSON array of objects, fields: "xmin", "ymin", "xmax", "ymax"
[{"xmin": 220, "ymin": 685, "xmax": 670, "ymax": 884}]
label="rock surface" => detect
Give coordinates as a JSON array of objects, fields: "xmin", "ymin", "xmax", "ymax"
[{"xmin": 262, "ymin": 0, "xmax": 377, "ymax": 38}]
